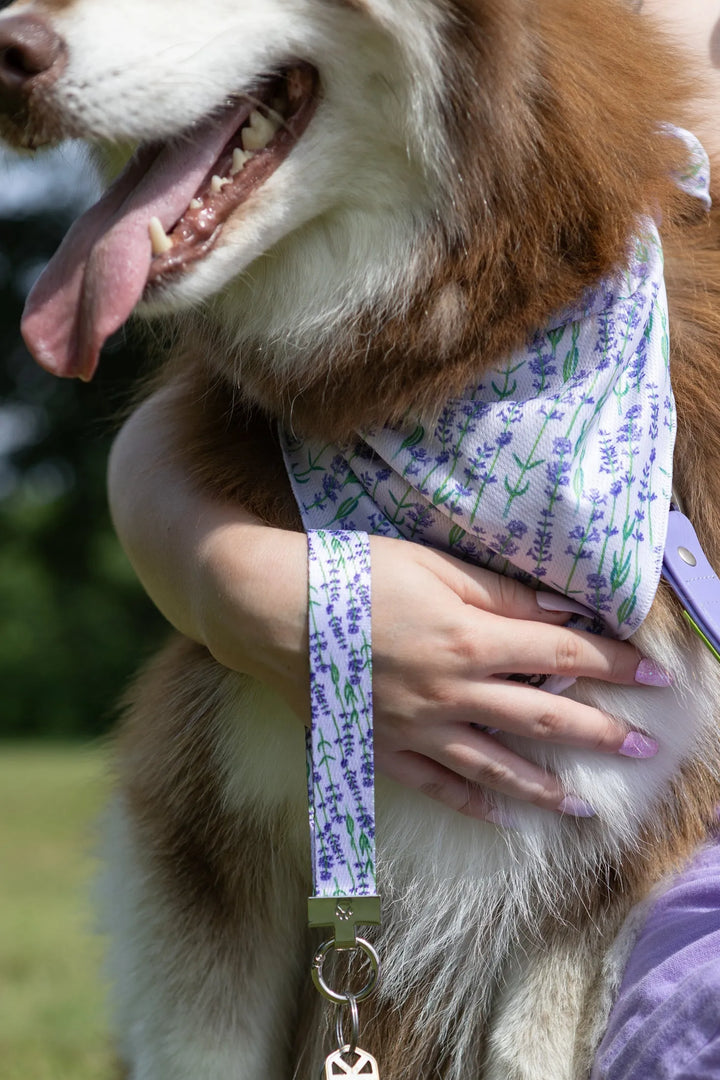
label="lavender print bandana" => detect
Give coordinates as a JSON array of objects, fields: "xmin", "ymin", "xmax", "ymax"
[{"xmin": 285, "ymin": 130, "xmax": 710, "ymax": 641}]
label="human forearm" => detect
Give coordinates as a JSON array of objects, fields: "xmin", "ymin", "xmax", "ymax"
[{"xmin": 108, "ymin": 387, "xmax": 309, "ymax": 707}]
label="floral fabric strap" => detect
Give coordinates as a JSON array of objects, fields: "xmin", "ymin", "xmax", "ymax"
[{"xmin": 306, "ymin": 530, "xmax": 381, "ymax": 946}]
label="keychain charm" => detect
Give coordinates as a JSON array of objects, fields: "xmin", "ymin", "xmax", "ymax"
[
  {"xmin": 323, "ymin": 993, "xmax": 380, "ymax": 1080},
  {"xmin": 323, "ymin": 1046, "xmax": 380, "ymax": 1079}
]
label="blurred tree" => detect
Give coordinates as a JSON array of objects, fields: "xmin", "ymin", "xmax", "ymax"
[{"xmin": 0, "ymin": 152, "xmax": 168, "ymax": 738}]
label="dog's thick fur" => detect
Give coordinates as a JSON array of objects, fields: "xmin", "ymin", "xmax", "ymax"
[{"xmin": 4, "ymin": 1, "xmax": 720, "ymax": 1077}]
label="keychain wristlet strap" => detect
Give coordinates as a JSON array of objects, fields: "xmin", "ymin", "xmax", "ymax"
[{"xmin": 306, "ymin": 530, "xmax": 381, "ymax": 947}]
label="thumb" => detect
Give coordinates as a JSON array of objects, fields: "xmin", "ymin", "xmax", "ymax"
[{"xmin": 419, "ymin": 546, "xmax": 588, "ymax": 623}]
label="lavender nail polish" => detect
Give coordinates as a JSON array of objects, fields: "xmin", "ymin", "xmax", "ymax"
[
  {"xmin": 536, "ymin": 591, "xmax": 594, "ymax": 617},
  {"xmin": 542, "ymin": 675, "xmax": 578, "ymax": 695},
  {"xmin": 557, "ymin": 794, "xmax": 596, "ymax": 818},
  {"xmin": 635, "ymin": 658, "xmax": 674, "ymax": 687},
  {"xmin": 618, "ymin": 732, "xmax": 659, "ymax": 758}
]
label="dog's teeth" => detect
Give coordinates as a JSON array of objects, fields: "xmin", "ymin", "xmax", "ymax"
[
  {"xmin": 210, "ymin": 174, "xmax": 231, "ymax": 193},
  {"xmin": 189, "ymin": 197, "xmax": 203, "ymax": 210},
  {"xmin": 148, "ymin": 216, "xmax": 173, "ymax": 256},
  {"xmin": 241, "ymin": 110, "xmax": 278, "ymax": 151},
  {"xmin": 230, "ymin": 148, "xmax": 253, "ymax": 175}
]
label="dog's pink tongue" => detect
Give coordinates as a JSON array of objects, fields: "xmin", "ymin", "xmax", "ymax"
[
  {"xmin": 21, "ymin": 148, "xmax": 157, "ymax": 380},
  {"xmin": 22, "ymin": 108, "xmax": 245, "ymax": 380}
]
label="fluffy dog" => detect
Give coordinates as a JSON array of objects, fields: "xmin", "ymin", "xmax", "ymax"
[{"xmin": 2, "ymin": 1, "xmax": 720, "ymax": 1077}]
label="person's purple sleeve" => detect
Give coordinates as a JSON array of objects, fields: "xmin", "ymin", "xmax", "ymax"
[{"xmin": 592, "ymin": 840, "xmax": 720, "ymax": 1079}]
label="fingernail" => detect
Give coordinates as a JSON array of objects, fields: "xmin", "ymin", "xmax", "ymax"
[
  {"xmin": 557, "ymin": 794, "xmax": 596, "ymax": 818},
  {"xmin": 536, "ymin": 591, "xmax": 594, "ymax": 617},
  {"xmin": 635, "ymin": 658, "xmax": 674, "ymax": 687},
  {"xmin": 542, "ymin": 675, "xmax": 577, "ymax": 695},
  {"xmin": 618, "ymin": 732, "xmax": 659, "ymax": 758}
]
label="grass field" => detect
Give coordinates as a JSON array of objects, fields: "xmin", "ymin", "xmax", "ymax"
[{"xmin": 0, "ymin": 743, "xmax": 114, "ymax": 1080}]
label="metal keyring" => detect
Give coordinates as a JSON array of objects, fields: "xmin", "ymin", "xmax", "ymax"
[
  {"xmin": 312, "ymin": 937, "xmax": 380, "ymax": 1005},
  {"xmin": 335, "ymin": 993, "xmax": 360, "ymax": 1055}
]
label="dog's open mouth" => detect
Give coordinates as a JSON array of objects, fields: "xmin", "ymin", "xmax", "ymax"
[
  {"xmin": 146, "ymin": 64, "xmax": 319, "ymax": 286},
  {"xmin": 20, "ymin": 63, "xmax": 320, "ymax": 382}
]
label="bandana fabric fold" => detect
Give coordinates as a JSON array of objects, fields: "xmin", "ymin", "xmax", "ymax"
[{"xmin": 282, "ymin": 128, "xmax": 710, "ymax": 640}]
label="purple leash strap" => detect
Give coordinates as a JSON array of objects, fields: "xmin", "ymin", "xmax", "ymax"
[{"xmin": 662, "ymin": 510, "xmax": 720, "ymax": 663}]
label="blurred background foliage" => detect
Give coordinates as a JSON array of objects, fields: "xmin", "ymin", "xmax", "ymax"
[{"xmin": 0, "ymin": 146, "xmax": 167, "ymax": 738}]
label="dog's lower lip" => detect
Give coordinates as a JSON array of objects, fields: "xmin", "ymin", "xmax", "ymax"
[{"xmin": 144, "ymin": 63, "xmax": 320, "ymax": 291}]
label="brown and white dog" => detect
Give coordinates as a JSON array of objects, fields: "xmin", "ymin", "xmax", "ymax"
[{"xmin": 2, "ymin": 0, "xmax": 720, "ymax": 1076}]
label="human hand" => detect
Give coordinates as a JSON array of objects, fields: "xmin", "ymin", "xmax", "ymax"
[
  {"xmin": 367, "ymin": 537, "xmax": 665, "ymax": 822},
  {"xmin": 196, "ymin": 526, "xmax": 666, "ymax": 822}
]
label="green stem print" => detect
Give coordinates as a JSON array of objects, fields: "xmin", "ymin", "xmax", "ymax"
[
  {"xmin": 468, "ymin": 403, "xmax": 522, "ymax": 525},
  {"xmin": 502, "ymin": 418, "xmax": 550, "ymax": 519},
  {"xmin": 292, "ymin": 444, "xmax": 334, "ymax": 484}
]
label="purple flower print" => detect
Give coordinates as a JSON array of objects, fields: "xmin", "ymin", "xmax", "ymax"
[{"xmin": 306, "ymin": 531, "xmax": 376, "ymax": 897}]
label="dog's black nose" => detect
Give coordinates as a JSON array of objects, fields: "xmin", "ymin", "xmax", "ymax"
[{"xmin": 0, "ymin": 15, "xmax": 65, "ymax": 115}]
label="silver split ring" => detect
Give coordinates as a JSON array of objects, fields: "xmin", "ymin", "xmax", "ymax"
[
  {"xmin": 312, "ymin": 937, "xmax": 380, "ymax": 1005},
  {"xmin": 335, "ymin": 993, "xmax": 360, "ymax": 1054}
]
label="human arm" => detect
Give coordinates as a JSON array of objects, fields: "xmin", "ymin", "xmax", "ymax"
[{"xmin": 108, "ymin": 385, "xmax": 663, "ymax": 822}]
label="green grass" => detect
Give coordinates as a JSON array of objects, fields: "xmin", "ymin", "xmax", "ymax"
[{"xmin": 0, "ymin": 743, "xmax": 115, "ymax": 1080}]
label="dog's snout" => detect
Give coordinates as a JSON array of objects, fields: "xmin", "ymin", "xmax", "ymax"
[{"xmin": 0, "ymin": 15, "xmax": 65, "ymax": 114}]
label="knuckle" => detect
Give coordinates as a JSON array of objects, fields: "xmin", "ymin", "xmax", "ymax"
[
  {"xmin": 422, "ymin": 680, "xmax": 458, "ymax": 710},
  {"xmin": 591, "ymin": 712, "xmax": 618, "ymax": 752},
  {"xmin": 420, "ymin": 780, "xmax": 470, "ymax": 816},
  {"xmin": 554, "ymin": 634, "xmax": 583, "ymax": 675},
  {"xmin": 530, "ymin": 786, "xmax": 563, "ymax": 810},
  {"xmin": 533, "ymin": 707, "xmax": 563, "ymax": 740},
  {"xmin": 420, "ymin": 781, "xmax": 447, "ymax": 802},
  {"xmin": 606, "ymin": 645, "xmax": 633, "ymax": 684},
  {"xmin": 495, "ymin": 573, "xmax": 521, "ymax": 612},
  {"xmin": 446, "ymin": 623, "xmax": 478, "ymax": 666},
  {"xmin": 471, "ymin": 758, "xmax": 510, "ymax": 789}
]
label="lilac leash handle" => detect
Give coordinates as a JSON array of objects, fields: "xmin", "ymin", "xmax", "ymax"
[
  {"xmin": 662, "ymin": 510, "xmax": 720, "ymax": 663},
  {"xmin": 306, "ymin": 530, "xmax": 381, "ymax": 949}
]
